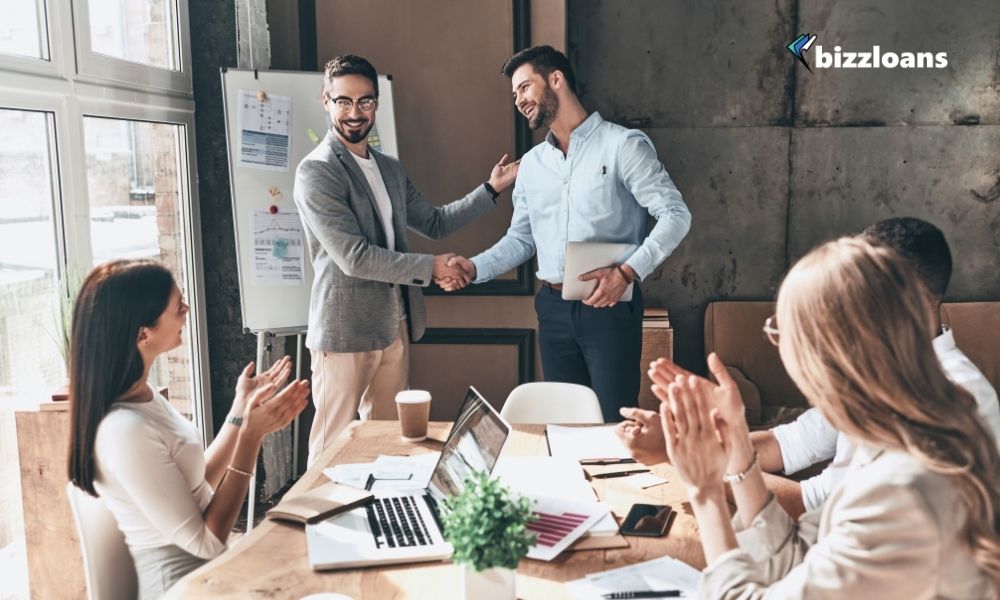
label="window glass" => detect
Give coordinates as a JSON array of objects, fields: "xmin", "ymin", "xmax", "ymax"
[
  {"xmin": 0, "ymin": 108, "xmax": 63, "ymax": 403},
  {"xmin": 83, "ymin": 116, "xmax": 194, "ymax": 417},
  {"xmin": 0, "ymin": 0, "xmax": 49, "ymax": 60},
  {"xmin": 88, "ymin": 0, "xmax": 177, "ymax": 70}
]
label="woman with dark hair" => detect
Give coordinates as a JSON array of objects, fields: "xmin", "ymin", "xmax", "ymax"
[{"xmin": 68, "ymin": 260, "xmax": 309, "ymax": 599}]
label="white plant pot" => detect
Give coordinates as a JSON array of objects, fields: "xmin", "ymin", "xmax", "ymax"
[{"xmin": 463, "ymin": 566, "xmax": 516, "ymax": 600}]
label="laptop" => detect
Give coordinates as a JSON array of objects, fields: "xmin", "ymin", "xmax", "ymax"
[
  {"xmin": 561, "ymin": 241, "xmax": 638, "ymax": 302},
  {"xmin": 305, "ymin": 386, "xmax": 511, "ymax": 570}
]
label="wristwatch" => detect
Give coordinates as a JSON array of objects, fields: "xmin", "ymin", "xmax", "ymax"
[
  {"xmin": 483, "ymin": 181, "xmax": 499, "ymax": 202},
  {"xmin": 723, "ymin": 451, "xmax": 758, "ymax": 484},
  {"xmin": 225, "ymin": 414, "xmax": 244, "ymax": 427}
]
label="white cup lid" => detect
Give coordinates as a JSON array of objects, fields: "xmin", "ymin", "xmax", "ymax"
[{"xmin": 395, "ymin": 389, "xmax": 431, "ymax": 403}]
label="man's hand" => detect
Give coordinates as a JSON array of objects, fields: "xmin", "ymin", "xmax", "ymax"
[
  {"xmin": 579, "ymin": 264, "xmax": 636, "ymax": 308},
  {"xmin": 488, "ymin": 153, "xmax": 520, "ymax": 193},
  {"xmin": 615, "ymin": 406, "xmax": 669, "ymax": 465},
  {"xmin": 433, "ymin": 253, "xmax": 473, "ymax": 290},
  {"xmin": 437, "ymin": 255, "xmax": 476, "ymax": 292}
]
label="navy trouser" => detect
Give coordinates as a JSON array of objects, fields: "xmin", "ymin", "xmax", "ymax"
[{"xmin": 534, "ymin": 283, "xmax": 643, "ymax": 422}]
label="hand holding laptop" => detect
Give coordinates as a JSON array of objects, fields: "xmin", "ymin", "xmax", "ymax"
[{"xmin": 578, "ymin": 263, "xmax": 638, "ymax": 308}]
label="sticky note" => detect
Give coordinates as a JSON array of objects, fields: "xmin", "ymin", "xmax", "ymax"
[
  {"xmin": 307, "ymin": 128, "xmax": 320, "ymax": 143},
  {"xmin": 267, "ymin": 186, "xmax": 284, "ymax": 201},
  {"xmin": 272, "ymin": 238, "xmax": 289, "ymax": 259}
]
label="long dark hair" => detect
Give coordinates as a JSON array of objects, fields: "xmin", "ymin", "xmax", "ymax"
[{"xmin": 68, "ymin": 260, "xmax": 175, "ymax": 496}]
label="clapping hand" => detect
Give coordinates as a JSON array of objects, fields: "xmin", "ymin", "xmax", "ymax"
[
  {"xmin": 242, "ymin": 378, "xmax": 310, "ymax": 440},
  {"xmin": 660, "ymin": 375, "xmax": 732, "ymax": 493},
  {"xmin": 488, "ymin": 153, "xmax": 521, "ymax": 193},
  {"xmin": 650, "ymin": 353, "xmax": 747, "ymax": 433},
  {"xmin": 232, "ymin": 356, "xmax": 292, "ymax": 417}
]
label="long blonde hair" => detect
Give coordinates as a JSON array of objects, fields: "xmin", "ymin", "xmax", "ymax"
[{"xmin": 777, "ymin": 237, "xmax": 1000, "ymax": 584}]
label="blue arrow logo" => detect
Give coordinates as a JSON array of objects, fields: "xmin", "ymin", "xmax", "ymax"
[{"xmin": 787, "ymin": 33, "xmax": 817, "ymax": 72}]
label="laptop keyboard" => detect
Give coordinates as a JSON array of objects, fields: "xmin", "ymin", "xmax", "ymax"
[{"xmin": 365, "ymin": 496, "xmax": 434, "ymax": 549}]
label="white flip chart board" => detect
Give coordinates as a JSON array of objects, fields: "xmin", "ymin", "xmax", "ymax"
[{"xmin": 221, "ymin": 68, "xmax": 397, "ymax": 333}]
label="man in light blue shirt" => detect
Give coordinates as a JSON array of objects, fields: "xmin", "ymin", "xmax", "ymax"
[{"xmin": 447, "ymin": 46, "xmax": 691, "ymax": 421}]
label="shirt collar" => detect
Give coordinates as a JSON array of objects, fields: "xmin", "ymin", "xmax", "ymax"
[
  {"xmin": 932, "ymin": 325, "xmax": 955, "ymax": 357},
  {"xmin": 544, "ymin": 111, "xmax": 605, "ymax": 149}
]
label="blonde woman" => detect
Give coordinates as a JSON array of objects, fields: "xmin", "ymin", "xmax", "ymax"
[{"xmin": 659, "ymin": 238, "xmax": 1000, "ymax": 598}]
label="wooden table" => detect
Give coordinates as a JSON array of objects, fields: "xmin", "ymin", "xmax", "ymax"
[{"xmin": 169, "ymin": 421, "xmax": 705, "ymax": 599}]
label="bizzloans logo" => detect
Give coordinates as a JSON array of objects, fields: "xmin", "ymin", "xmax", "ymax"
[{"xmin": 786, "ymin": 33, "xmax": 948, "ymax": 71}]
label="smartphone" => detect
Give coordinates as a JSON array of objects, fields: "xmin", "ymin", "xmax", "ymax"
[{"xmin": 619, "ymin": 503, "xmax": 675, "ymax": 537}]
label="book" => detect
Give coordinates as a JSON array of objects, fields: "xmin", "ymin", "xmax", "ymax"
[{"xmin": 266, "ymin": 482, "xmax": 373, "ymax": 525}]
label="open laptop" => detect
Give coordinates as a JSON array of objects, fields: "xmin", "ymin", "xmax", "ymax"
[
  {"xmin": 305, "ymin": 386, "xmax": 511, "ymax": 570},
  {"xmin": 561, "ymin": 241, "xmax": 638, "ymax": 302}
]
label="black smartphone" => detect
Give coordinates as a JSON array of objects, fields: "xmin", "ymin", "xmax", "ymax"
[{"xmin": 619, "ymin": 503, "xmax": 675, "ymax": 537}]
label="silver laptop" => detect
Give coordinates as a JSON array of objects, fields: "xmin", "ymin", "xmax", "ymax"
[
  {"xmin": 561, "ymin": 241, "xmax": 638, "ymax": 302},
  {"xmin": 306, "ymin": 386, "xmax": 511, "ymax": 570}
]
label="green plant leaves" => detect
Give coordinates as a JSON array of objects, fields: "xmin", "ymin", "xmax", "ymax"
[{"xmin": 441, "ymin": 471, "xmax": 537, "ymax": 571}]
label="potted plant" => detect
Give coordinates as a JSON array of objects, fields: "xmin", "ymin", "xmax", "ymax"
[
  {"xmin": 48, "ymin": 271, "xmax": 82, "ymax": 401},
  {"xmin": 442, "ymin": 471, "xmax": 536, "ymax": 599}
]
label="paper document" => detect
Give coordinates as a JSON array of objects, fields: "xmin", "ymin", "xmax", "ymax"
[
  {"xmin": 237, "ymin": 90, "xmax": 291, "ymax": 171},
  {"xmin": 323, "ymin": 453, "xmax": 439, "ymax": 492},
  {"xmin": 524, "ymin": 496, "xmax": 607, "ymax": 561},
  {"xmin": 492, "ymin": 456, "xmax": 618, "ymax": 537},
  {"xmin": 547, "ymin": 425, "xmax": 631, "ymax": 460},
  {"xmin": 566, "ymin": 556, "xmax": 701, "ymax": 599},
  {"xmin": 251, "ymin": 210, "xmax": 305, "ymax": 286}
]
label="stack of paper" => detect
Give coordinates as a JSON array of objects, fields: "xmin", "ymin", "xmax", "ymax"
[
  {"xmin": 546, "ymin": 425, "xmax": 631, "ymax": 461},
  {"xmin": 566, "ymin": 556, "xmax": 701, "ymax": 599}
]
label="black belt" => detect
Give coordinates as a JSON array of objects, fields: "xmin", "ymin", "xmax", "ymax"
[{"xmin": 542, "ymin": 281, "xmax": 563, "ymax": 291}]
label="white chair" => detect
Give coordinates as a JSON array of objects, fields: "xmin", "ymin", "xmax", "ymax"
[
  {"xmin": 65, "ymin": 482, "xmax": 138, "ymax": 600},
  {"xmin": 499, "ymin": 382, "xmax": 604, "ymax": 424}
]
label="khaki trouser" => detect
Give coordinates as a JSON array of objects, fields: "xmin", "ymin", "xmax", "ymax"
[{"xmin": 307, "ymin": 320, "xmax": 409, "ymax": 467}]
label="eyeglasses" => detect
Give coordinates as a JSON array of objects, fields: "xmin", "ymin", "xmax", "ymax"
[
  {"xmin": 325, "ymin": 94, "xmax": 377, "ymax": 113},
  {"xmin": 763, "ymin": 315, "xmax": 780, "ymax": 346}
]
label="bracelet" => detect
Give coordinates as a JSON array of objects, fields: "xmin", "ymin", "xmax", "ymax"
[
  {"xmin": 225, "ymin": 414, "xmax": 243, "ymax": 427},
  {"xmin": 227, "ymin": 465, "xmax": 254, "ymax": 478},
  {"xmin": 483, "ymin": 181, "xmax": 499, "ymax": 201},
  {"xmin": 722, "ymin": 451, "xmax": 758, "ymax": 484}
]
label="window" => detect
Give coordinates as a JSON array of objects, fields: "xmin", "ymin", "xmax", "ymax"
[
  {"xmin": 0, "ymin": 0, "xmax": 49, "ymax": 60},
  {"xmin": 83, "ymin": 116, "xmax": 196, "ymax": 416},
  {"xmin": 0, "ymin": 108, "xmax": 63, "ymax": 401},
  {"xmin": 0, "ymin": 1, "xmax": 205, "ymax": 593}
]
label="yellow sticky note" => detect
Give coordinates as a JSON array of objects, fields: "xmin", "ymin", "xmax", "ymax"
[
  {"xmin": 267, "ymin": 186, "xmax": 284, "ymax": 201},
  {"xmin": 307, "ymin": 128, "xmax": 320, "ymax": 143}
]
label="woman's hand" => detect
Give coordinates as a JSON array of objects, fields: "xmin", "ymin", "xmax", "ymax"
[
  {"xmin": 241, "ymin": 378, "xmax": 310, "ymax": 441},
  {"xmin": 231, "ymin": 356, "xmax": 292, "ymax": 417},
  {"xmin": 660, "ymin": 375, "xmax": 732, "ymax": 497},
  {"xmin": 651, "ymin": 352, "xmax": 749, "ymax": 439}
]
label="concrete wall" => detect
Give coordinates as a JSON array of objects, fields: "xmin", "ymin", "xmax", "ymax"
[{"xmin": 569, "ymin": 0, "xmax": 1000, "ymax": 373}]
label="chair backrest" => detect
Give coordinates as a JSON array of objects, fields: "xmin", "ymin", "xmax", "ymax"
[
  {"xmin": 65, "ymin": 482, "xmax": 138, "ymax": 600},
  {"xmin": 499, "ymin": 382, "xmax": 604, "ymax": 424}
]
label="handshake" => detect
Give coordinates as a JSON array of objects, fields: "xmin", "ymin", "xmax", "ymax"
[{"xmin": 432, "ymin": 254, "xmax": 476, "ymax": 292}]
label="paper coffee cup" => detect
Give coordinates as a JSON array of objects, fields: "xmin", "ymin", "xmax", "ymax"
[{"xmin": 395, "ymin": 390, "xmax": 431, "ymax": 442}]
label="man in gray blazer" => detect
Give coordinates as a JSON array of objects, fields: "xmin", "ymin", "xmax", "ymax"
[{"xmin": 294, "ymin": 54, "xmax": 519, "ymax": 465}]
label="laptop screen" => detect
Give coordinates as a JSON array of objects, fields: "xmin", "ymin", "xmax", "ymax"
[{"xmin": 427, "ymin": 386, "xmax": 510, "ymax": 506}]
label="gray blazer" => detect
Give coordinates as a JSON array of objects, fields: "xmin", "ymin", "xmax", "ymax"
[{"xmin": 293, "ymin": 132, "xmax": 495, "ymax": 353}]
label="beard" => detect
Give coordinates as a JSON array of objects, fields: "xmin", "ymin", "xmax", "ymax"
[
  {"xmin": 333, "ymin": 117, "xmax": 374, "ymax": 144},
  {"xmin": 526, "ymin": 85, "xmax": 559, "ymax": 130}
]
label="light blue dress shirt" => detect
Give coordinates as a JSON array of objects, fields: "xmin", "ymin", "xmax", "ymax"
[{"xmin": 471, "ymin": 112, "xmax": 690, "ymax": 284}]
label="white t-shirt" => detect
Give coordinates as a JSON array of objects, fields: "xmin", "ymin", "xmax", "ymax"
[
  {"xmin": 772, "ymin": 328, "xmax": 1000, "ymax": 512},
  {"xmin": 349, "ymin": 150, "xmax": 395, "ymax": 251},
  {"xmin": 94, "ymin": 387, "xmax": 226, "ymax": 559}
]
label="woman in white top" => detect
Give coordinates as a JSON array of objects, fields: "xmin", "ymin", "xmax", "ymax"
[
  {"xmin": 68, "ymin": 260, "xmax": 309, "ymax": 599},
  {"xmin": 656, "ymin": 238, "xmax": 1000, "ymax": 598}
]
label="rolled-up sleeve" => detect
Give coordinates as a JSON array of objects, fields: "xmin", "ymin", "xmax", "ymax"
[
  {"xmin": 618, "ymin": 131, "xmax": 690, "ymax": 280},
  {"xmin": 770, "ymin": 408, "xmax": 840, "ymax": 475}
]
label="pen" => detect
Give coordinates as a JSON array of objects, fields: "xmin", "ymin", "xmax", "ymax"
[
  {"xmin": 579, "ymin": 458, "xmax": 637, "ymax": 465},
  {"xmin": 602, "ymin": 591, "xmax": 681, "ymax": 599},
  {"xmin": 591, "ymin": 469, "xmax": 650, "ymax": 479}
]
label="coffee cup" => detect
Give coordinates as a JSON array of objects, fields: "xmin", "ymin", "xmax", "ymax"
[{"xmin": 395, "ymin": 390, "xmax": 431, "ymax": 442}]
